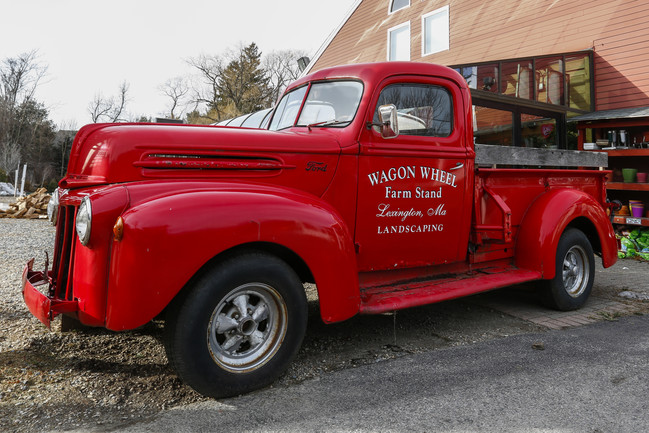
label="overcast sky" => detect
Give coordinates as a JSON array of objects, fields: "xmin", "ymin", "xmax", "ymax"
[{"xmin": 0, "ymin": 0, "xmax": 355, "ymax": 128}]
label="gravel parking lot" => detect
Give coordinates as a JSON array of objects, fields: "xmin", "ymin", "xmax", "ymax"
[{"xmin": 1, "ymin": 211, "xmax": 647, "ymax": 432}]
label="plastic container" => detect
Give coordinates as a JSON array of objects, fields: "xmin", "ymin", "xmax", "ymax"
[
  {"xmin": 637, "ymin": 172, "xmax": 648, "ymax": 183},
  {"xmin": 631, "ymin": 203, "xmax": 644, "ymax": 218},
  {"xmin": 622, "ymin": 168, "xmax": 638, "ymax": 183}
]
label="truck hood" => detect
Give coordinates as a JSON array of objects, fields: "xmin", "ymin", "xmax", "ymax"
[{"xmin": 60, "ymin": 123, "xmax": 343, "ymax": 197}]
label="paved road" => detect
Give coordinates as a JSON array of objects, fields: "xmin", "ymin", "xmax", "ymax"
[{"xmin": 116, "ymin": 314, "xmax": 649, "ymax": 433}]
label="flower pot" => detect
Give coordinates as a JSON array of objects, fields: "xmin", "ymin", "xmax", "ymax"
[
  {"xmin": 631, "ymin": 203, "xmax": 644, "ymax": 218},
  {"xmin": 622, "ymin": 168, "xmax": 637, "ymax": 183}
]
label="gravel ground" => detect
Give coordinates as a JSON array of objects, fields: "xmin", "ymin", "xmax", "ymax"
[{"xmin": 1, "ymin": 209, "xmax": 646, "ymax": 432}]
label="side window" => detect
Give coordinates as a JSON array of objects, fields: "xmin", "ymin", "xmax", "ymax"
[
  {"xmin": 374, "ymin": 83, "xmax": 453, "ymax": 137},
  {"xmin": 269, "ymin": 86, "xmax": 308, "ymax": 131}
]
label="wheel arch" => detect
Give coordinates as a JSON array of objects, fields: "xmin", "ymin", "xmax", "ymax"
[
  {"xmin": 515, "ymin": 188, "xmax": 617, "ymax": 279},
  {"xmin": 107, "ymin": 187, "xmax": 360, "ymax": 330},
  {"xmin": 164, "ymin": 242, "xmax": 315, "ymax": 314},
  {"xmin": 566, "ymin": 216, "xmax": 602, "ymax": 255}
]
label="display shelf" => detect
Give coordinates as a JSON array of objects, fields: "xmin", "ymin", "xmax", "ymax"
[
  {"xmin": 613, "ymin": 216, "xmax": 649, "ymax": 226},
  {"xmin": 594, "ymin": 149, "xmax": 649, "ymax": 157},
  {"xmin": 607, "ymin": 182, "xmax": 649, "ymax": 191},
  {"xmin": 577, "ymin": 119, "xmax": 649, "ymax": 227}
]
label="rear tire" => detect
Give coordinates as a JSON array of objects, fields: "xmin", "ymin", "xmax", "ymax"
[
  {"xmin": 165, "ymin": 253, "xmax": 307, "ymax": 398},
  {"xmin": 541, "ymin": 228, "xmax": 594, "ymax": 311}
]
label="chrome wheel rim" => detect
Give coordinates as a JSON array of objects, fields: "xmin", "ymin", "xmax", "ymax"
[
  {"xmin": 562, "ymin": 245, "xmax": 589, "ymax": 298},
  {"xmin": 207, "ymin": 283, "xmax": 287, "ymax": 373}
]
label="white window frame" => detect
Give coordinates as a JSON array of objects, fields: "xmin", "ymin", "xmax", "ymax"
[
  {"xmin": 421, "ymin": 5, "xmax": 450, "ymax": 57},
  {"xmin": 387, "ymin": 21, "xmax": 411, "ymax": 61},
  {"xmin": 388, "ymin": 0, "xmax": 410, "ymax": 14}
]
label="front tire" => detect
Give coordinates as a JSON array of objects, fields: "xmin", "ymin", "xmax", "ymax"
[
  {"xmin": 541, "ymin": 228, "xmax": 595, "ymax": 311},
  {"xmin": 165, "ymin": 253, "xmax": 307, "ymax": 398}
]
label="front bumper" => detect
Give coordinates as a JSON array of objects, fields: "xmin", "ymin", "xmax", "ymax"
[{"xmin": 22, "ymin": 259, "xmax": 78, "ymax": 328}]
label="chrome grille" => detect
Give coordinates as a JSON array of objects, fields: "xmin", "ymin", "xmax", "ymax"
[{"xmin": 51, "ymin": 205, "xmax": 77, "ymax": 301}]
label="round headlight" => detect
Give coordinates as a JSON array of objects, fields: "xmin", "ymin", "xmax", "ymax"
[
  {"xmin": 76, "ymin": 196, "xmax": 92, "ymax": 246},
  {"xmin": 47, "ymin": 188, "xmax": 59, "ymax": 226}
]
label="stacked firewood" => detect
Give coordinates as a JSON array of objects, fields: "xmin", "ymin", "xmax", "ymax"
[{"xmin": 0, "ymin": 188, "xmax": 50, "ymax": 219}]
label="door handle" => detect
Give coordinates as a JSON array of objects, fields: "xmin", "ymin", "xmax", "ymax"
[{"xmin": 450, "ymin": 163, "xmax": 464, "ymax": 171}]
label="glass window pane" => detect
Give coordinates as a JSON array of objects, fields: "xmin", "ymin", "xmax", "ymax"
[
  {"xmin": 297, "ymin": 81, "xmax": 363, "ymax": 126},
  {"xmin": 473, "ymin": 106, "xmax": 513, "ymax": 146},
  {"xmin": 241, "ymin": 108, "xmax": 272, "ymax": 128},
  {"xmin": 566, "ymin": 54, "xmax": 591, "ymax": 111},
  {"xmin": 501, "ymin": 60, "xmax": 533, "ymax": 100},
  {"xmin": 390, "ymin": 0, "xmax": 409, "ymax": 13},
  {"xmin": 521, "ymin": 114, "xmax": 557, "ymax": 148},
  {"xmin": 269, "ymin": 85, "xmax": 308, "ymax": 131},
  {"xmin": 389, "ymin": 24, "xmax": 410, "ymax": 61},
  {"xmin": 423, "ymin": 7, "xmax": 449, "ymax": 55},
  {"xmin": 455, "ymin": 64, "xmax": 499, "ymax": 93},
  {"xmin": 226, "ymin": 114, "xmax": 250, "ymax": 127},
  {"xmin": 535, "ymin": 57, "xmax": 564, "ymax": 105},
  {"xmin": 374, "ymin": 84, "xmax": 453, "ymax": 137}
]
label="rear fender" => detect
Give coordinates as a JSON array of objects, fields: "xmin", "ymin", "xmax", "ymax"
[
  {"xmin": 515, "ymin": 188, "xmax": 617, "ymax": 279},
  {"xmin": 107, "ymin": 187, "xmax": 359, "ymax": 330}
]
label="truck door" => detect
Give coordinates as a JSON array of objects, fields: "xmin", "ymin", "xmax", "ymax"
[{"xmin": 355, "ymin": 77, "xmax": 473, "ymax": 272}]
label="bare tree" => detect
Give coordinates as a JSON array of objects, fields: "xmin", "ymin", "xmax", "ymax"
[
  {"xmin": 263, "ymin": 49, "xmax": 308, "ymax": 105},
  {"xmin": 0, "ymin": 141, "xmax": 20, "ymax": 175},
  {"xmin": 0, "ymin": 50, "xmax": 47, "ymax": 108},
  {"xmin": 159, "ymin": 76, "xmax": 191, "ymax": 120},
  {"xmin": 0, "ymin": 51, "xmax": 54, "ymax": 183},
  {"xmin": 187, "ymin": 53, "xmax": 226, "ymax": 121},
  {"xmin": 88, "ymin": 81, "xmax": 130, "ymax": 123}
]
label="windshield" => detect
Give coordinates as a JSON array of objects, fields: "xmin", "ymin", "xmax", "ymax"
[{"xmin": 269, "ymin": 80, "xmax": 363, "ymax": 131}]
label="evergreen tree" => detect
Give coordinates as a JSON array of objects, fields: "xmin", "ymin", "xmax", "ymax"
[{"xmin": 216, "ymin": 43, "xmax": 271, "ymax": 115}]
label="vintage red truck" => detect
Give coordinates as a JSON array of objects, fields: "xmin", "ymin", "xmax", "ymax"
[{"xmin": 23, "ymin": 62, "xmax": 617, "ymax": 398}]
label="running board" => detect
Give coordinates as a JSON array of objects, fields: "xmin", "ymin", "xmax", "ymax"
[{"xmin": 359, "ymin": 267, "xmax": 542, "ymax": 314}]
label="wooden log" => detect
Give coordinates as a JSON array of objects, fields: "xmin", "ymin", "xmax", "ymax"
[{"xmin": 475, "ymin": 144, "xmax": 608, "ymax": 168}]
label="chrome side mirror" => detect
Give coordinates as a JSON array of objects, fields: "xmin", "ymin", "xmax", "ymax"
[{"xmin": 378, "ymin": 104, "xmax": 399, "ymax": 139}]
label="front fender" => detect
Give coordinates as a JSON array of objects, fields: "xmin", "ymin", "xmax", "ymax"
[
  {"xmin": 106, "ymin": 186, "xmax": 359, "ymax": 330},
  {"xmin": 515, "ymin": 188, "xmax": 617, "ymax": 279}
]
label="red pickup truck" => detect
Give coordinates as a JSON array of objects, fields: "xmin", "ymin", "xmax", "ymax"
[{"xmin": 23, "ymin": 62, "xmax": 617, "ymax": 398}]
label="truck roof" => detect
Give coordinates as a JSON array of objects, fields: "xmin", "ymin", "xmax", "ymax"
[{"xmin": 290, "ymin": 61, "xmax": 468, "ymax": 93}]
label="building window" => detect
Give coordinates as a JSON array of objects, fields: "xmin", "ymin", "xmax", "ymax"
[
  {"xmin": 501, "ymin": 60, "xmax": 533, "ymax": 100},
  {"xmin": 389, "ymin": 0, "xmax": 410, "ymax": 13},
  {"xmin": 472, "ymin": 97, "xmax": 565, "ymax": 149},
  {"xmin": 422, "ymin": 6, "xmax": 449, "ymax": 56},
  {"xmin": 565, "ymin": 53, "xmax": 591, "ymax": 111},
  {"xmin": 474, "ymin": 106, "xmax": 514, "ymax": 146},
  {"xmin": 388, "ymin": 22, "xmax": 410, "ymax": 61},
  {"xmin": 451, "ymin": 50, "xmax": 594, "ymax": 113}
]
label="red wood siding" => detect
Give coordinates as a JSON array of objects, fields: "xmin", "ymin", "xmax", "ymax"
[{"xmin": 312, "ymin": 0, "xmax": 649, "ymax": 111}]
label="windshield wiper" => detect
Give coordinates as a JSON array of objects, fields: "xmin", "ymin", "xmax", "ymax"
[{"xmin": 306, "ymin": 119, "xmax": 348, "ymax": 131}]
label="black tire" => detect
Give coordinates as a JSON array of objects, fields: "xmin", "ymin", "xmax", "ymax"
[
  {"xmin": 541, "ymin": 228, "xmax": 595, "ymax": 311},
  {"xmin": 165, "ymin": 252, "xmax": 307, "ymax": 398}
]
